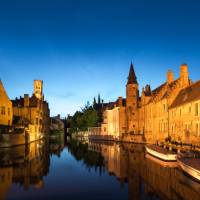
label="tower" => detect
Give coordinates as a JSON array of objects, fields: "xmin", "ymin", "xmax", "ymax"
[
  {"xmin": 126, "ymin": 63, "xmax": 139, "ymax": 134},
  {"xmin": 34, "ymin": 80, "xmax": 43, "ymax": 100}
]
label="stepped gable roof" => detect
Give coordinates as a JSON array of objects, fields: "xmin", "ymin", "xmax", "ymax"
[
  {"xmin": 170, "ymin": 80, "xmax": 200, "ymax": 109},
  {"xmin": 149, "ymin": 79, "xmax": 179, "ymax": 103},
  {"xmin": 12, "ymin": 94, "xmax": 41, "ymax": 107},
  {"xmin": 12, "ymin": 97, "xmax": 24, "ymax": 107},
  {"xmin": 103, "ymin": 102, "xmax": 115, "ymax": 110},
  {"xmin": 127, "ymin": 62, "xmax": 137, "ymax": 84},
  {"xmin": 149, "ymin": 83, "xmax": 166, "ymax": 103},
  {"xmin": 115, "ymin": 98, "xmax": 126, "ymax": 107},
  {"xmin": 160, "ymin": 79, "xmax": 179, "ymax": 100}
]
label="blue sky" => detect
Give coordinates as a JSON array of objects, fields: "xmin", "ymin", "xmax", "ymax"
[{"xmin": 0, "ymin": 0, "xmax": 200, "ymax": 116}]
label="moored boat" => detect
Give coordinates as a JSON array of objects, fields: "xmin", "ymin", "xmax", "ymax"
[
  {"xmin": 146, "ymin": 144, "xmax": 177, "ymax": 161},
  {"xmin": 177, "ymin": 150, "xmax": 194, "ymax": 159},
  {"xmin": 178, "ymin": 158, "xmax": 200, "ymax": 182},
  {"xmin": 146, "ymin": 153, "xmax": 178, "ymax": 168}
]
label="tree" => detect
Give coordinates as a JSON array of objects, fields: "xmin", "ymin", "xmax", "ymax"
[
  {"xmin": 69, "ymin": 97, "xmax": 105, "ymax": 134},
  {"xmin": 93, "ymin": 97, "xmax": 97, "ymax": 107},
  {"xmin": 98, "ymin": 94, "xmax": 101, "ymax": 104}
]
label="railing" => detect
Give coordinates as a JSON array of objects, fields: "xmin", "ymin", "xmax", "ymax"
[{"xmin": 88, "ymin": 127, "xmax": 101, "ymax": 136}]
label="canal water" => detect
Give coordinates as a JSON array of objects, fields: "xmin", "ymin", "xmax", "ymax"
[{"xmin": 0, "ymin": 138, "xmax": 200, "ymax": 200}]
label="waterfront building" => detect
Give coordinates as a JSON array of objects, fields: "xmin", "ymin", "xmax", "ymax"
[
  {"xmin": 0, "ymin": 80, "xmax": 13, "ymax": 126},
  {"xmin": 139, "ymin": 64, "xmax": 191, "ymax": 143},
  {"xmin": 101, "ymin": 63, "xmax": 200, "ymax": 146},
  {"xmin": 50, "ymin": 114, "xmax": 64, "ymax": 132},
  {"xmin": 12, "ymin": 80, "xmax": 50, "ymax": 142},
  {"xmin": 169, "ymin": 80, "xmax": 200, "ymax": 145},
  {"xmin": 100, "ymin": 97, "xmax": 126, "ymax": 140}
]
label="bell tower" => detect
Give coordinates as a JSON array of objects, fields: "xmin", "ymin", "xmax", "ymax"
[
  {"xmin": 126, "ymin": 63, "xmax": 139, "ymax": 134},
  {"xmin": 34, "ymin": 80, "xmax": 43, "ymax": 100}
]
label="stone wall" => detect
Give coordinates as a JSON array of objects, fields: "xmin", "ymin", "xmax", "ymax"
[{"xmin": 0, "ymin": 133, "xmax": 25, "ymax": 148}]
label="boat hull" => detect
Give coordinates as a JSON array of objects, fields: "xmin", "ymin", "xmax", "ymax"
[
  {"xmin": 146, "ymin": 154, "xmax": 178, "ymax": 168},
  {"xmin": 178, "ymin": 159, "xmax": 200, "ymax": 182},
  {"xmin": 146, "ymin": 145, "xmax": 177, "ymax": 161}
]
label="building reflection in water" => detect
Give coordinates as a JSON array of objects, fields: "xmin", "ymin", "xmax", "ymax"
[
  {"xmin": 86, "ymin": 141, "xmax": 200, "ymax": 200},
  {"xmin": 0, "ymin": 139, "xmax": 50, "ymax": 199},
  {"xmin": 1, "ymin": 138, "xmax": 200, "ymax": 200}
]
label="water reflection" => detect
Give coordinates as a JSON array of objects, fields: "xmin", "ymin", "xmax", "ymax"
[
  {"xmin": 0, "ymin": 139, "xmax": 50, "ymax": 199},
  {"xmin": 0, "ymin": 138, "xmax": 200, "ymax": 200},
  {"xmin": 82, "ymin": 141, "xmax": 200, "ymax": 200}
]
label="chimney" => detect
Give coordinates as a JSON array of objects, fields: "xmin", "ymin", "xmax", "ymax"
[
  {"xmin": 145, "ymin": 84, "xmax": 151, "ymax": 95},
  {"xmin": 24, "ymin": 94, "xmax": 29, "ymax": 107},
  {"xmin": 180, "ymin": 64, "xmax": 189, "ymax": 87},
  {"xmin": 167, "ymin": 70, "xmax": 174, "ymax": 84},
  {"xmin": 118, "ymin": 97, "xmax": 123, "ymax": 107}
]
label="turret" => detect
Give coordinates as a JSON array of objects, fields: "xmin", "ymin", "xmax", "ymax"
[{"xmin": 127, "ymin": 62, "xmax": 137, "ymax": 85}]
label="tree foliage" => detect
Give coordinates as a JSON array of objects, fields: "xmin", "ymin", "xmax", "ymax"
[{"xmin": 69, "ymin": 104, "xmax": 100, "ymax": 134}]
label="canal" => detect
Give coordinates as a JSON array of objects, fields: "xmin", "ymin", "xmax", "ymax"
[{"xmin": 0, "ymin": 138, "xmax": 200, "ymax": 200}]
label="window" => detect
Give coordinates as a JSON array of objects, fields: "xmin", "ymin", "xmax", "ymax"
[
  {"xmin": 8, "ymin": 108, "xmax": 10, "ymax": 116},
  {"xmin": 163, "ymin": 104, "xmax": 168, "ymax": 112},
  {"xmin": 1, "ymin": 107, "xmax": 5, "ymax": 115},
  {"xmin": 196, "ymin": 123, "xmax": 199, "ymax": 136},
  {"xmin": 195, "ymin": 103, "xmax": 199, "ymax": 116},
  {"xmin": 36, "ymin": 118, "xmax": 38, "ymax": 125},
  {"xmin": 188, "ymin": 106, "xmax": 191, "ymax": 114}
]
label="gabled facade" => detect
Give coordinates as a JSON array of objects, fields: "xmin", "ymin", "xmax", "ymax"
[
  {"xmin": 0, "ymin": 80, "xmax": 13, "ymax": 126},
  {"xmin": 139, "ymin": 64, "xmax": 191, "ymax": 143}
]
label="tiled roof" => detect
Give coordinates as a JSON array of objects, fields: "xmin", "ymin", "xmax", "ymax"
[
  {"xmin": 170, "ymin": 80, "xmax": 200, "ymax": 108},
  {"xmin": 149, "ymin": 79, "xmax": 179, "ymax": 103}
]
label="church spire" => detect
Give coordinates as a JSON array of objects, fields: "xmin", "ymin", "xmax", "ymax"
[{"xmin": 127, "ymin": 62, "xmax": 137, "ymax": 84}]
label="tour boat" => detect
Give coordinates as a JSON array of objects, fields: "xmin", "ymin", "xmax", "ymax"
[
  {"xmin": 145, "ymin": 144, "xmax": 177, "ymax": 161},
  {"xmin": 178, "ymin": 158, "xmax": 200, "ymax": 182}
]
